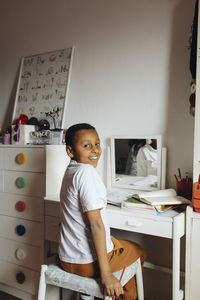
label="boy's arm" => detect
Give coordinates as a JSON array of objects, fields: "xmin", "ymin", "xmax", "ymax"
[{"xmin": 86, "ymin": 209, "xmax": 124, "ymax": 298}]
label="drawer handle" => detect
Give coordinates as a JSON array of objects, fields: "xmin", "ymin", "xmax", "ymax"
[
  {"xmin": 127, "ymin": 220, "xmax": 142, "ymax": 228},
  {"xmin": 16, "ymin": 177, "xmax": 26, "ymax": 188},
  {"xmin": 15, "ymin": 248, "xmax": 26, "ymax": 261},
  {"xmin": 16, "ymin": 272, "xmax": 26, "ymax": 284},
  {"xmin": 16, "ymin": 153, "xmax": 27, "ymax": 165},
  {"xmin": 16, "ymin": 225, "xmax": 26, "ymax": 236},
  {"xmin": 16, "ymin": 201, "xmax": 26, "ymax": 212}
]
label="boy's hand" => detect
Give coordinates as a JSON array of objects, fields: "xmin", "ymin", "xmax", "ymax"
[{"xmin": 101, "ymin": 272, "xmax": 124, "ymax": 298}]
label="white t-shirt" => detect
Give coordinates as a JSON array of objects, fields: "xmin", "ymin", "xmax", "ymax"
[
  {"xmin": 125, "ymin": 145, "xmax": 137, "ymax": 175},
  {"xmin": 58, "ymin": 160, "xmax": 113, "ymax": 264},
  {"xmin": 137, "ymin": 144, "xmax": 157, "ymax": 177}
]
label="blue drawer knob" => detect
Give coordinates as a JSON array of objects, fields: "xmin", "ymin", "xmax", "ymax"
[{"xmin": 16, "ymin": 225, "xmax": 26, "ymax": 236}]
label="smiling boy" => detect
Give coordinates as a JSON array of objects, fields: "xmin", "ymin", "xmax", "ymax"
[{"xmin": 58, "ymin": 123, "xmax": 146, "ymax": 299}]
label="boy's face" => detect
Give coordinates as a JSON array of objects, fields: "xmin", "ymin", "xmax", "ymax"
[{"xmin": 66, "ymin": 129, "xmax": 102, "ymax": 168}]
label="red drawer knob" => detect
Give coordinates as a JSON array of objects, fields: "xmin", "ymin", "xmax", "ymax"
[
  {"xmin": 16, "ymin": 272, "xmax": 25, "ymax": 284},
  {"xmin": 16, "ymin": 201, "xmax": 26, "ymax": 212}
]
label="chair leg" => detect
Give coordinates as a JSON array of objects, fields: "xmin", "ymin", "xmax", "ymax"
[
  {"xmin": 136, "ymin": 258, "xmax": 144, "ymax": 300},
  {"xmin": 38, "ymin": 265, "xmax": 48, "ymax": 300}
]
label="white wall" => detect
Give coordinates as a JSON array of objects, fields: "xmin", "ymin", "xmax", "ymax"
[
  {"xmin": 0, "ymin": 0, "xmax": 196, "ymax": 299},
  {"xmin": 0, "ymin": 0, "xmax": 195, "ymax": 186}
]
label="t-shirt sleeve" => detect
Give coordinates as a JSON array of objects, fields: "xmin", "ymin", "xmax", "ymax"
[{"xmin": 75, "ymin": 165, "xmax": 104, "ymax": 212}]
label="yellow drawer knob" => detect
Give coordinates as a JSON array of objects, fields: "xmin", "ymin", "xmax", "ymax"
[{"xmin": 16, "ymin": 153, "xmax": 27, "ymax": 165}]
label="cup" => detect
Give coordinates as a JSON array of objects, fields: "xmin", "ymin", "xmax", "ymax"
[{"xmin": 176, "ymin": 180, "xmax": 193, "ymax": 200}]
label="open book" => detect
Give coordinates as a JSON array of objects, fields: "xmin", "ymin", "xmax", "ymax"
[
  {"xmin": 123, "ymin": 197, "xmax": 175, "ymax": 215},
  {"xmin": 131, "ymin": 189, "xmax": 191, "ymax": 206},
  {"xmin": 107, "ymin": 189, "xmax": 134, "ymax": 207}
]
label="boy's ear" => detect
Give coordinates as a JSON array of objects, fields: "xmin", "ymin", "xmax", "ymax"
[{"xmin": 66, "ymin": 145, "xmax": 74, "ymax": 158}]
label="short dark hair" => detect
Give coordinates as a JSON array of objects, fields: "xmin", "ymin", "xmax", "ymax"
[{"xmin": 65, "ymin": 123, "xmax": 96, "ymax": 148}]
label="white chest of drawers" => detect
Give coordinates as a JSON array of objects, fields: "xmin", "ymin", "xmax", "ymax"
[{"xmin": 0, "ymin": 145, "xmax": 69, "ymax": 299}]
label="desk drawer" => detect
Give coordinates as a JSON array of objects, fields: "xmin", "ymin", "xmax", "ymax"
[
  {"xmin": 45, "ymin": 200, "xmax": 60, "ymax": 217},
  {"xmin": 106, "ymin": 210, "xmax": 173, "ymax": 238},
  {"xmin": 45, "ymin": 215, "xmax": 60, "ymax": 242},
  {"xmin": 0, "ymin": 148, "xmax": 3, "ymax": 169},
  {"xmin": 0, "ymin": 193, "xmax": 43, "ymax": 221},
  {"xmin": 2, "ymin": 147, "xmax": 45, "ymax": 172},
  {"xmin": 0, "ymin": 237, "xmax": 42, "ymax": 271},
  {"xmin": 0, "ymin": 215, "xmax": 43, "ymax": 246},
  {"xmin": 4, "ymin": 170, "xmax": 45, "ymax": 196},
  {"xmin": 0, "ymin": 170, "xmax": 3, "ymax": 192},
  {"xmin": 0, "ymin": 260, "xmax": 39, "ymax": 295}
]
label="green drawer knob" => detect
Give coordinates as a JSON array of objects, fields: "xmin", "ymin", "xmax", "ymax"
[{"xmin": 16, "ymin": 177, "xmax": 26, "ymax": 188}]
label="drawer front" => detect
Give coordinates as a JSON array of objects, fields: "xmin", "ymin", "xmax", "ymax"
[
  {"xmin": 0, "ymin": 260, "xmax": 39, "ymax": 295},
  {"xmin": 106, "ymin": 210, "xmax": 173, "ymax": 238},
  {"xmin": 0, "ymin": 148, "xmax": 3, "ymax": 169},
  {"xmin": 0, "ymin": 193, "xmax": 43, "ymax": 221},
  {"xmin": 2, "ymin": 147, "xmax": 45, "ymax": 172},
  {"xmin": 45, "ymin": 200, "xmax": 60, "ymax": 217},
  {"xmin": 0, "ymin": 215, "xmax": 43, "ymax": 246},
  {"xmin": 0, "ymin": 238, "xmax": 42, "ymax": 271},
  {"xmin": 4, "ymin": 170, "xmax": 45, "ymax": 197},
  {"xmin": 45, "ymin": 215, "xmax": 60, "ymax": 242},
  {"xmin": 0, "ymin": 170, "xmax": 3, "ymax": 192}
]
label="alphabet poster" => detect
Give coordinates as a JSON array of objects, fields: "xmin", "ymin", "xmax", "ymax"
[{"xmin": 12, "ymin": 47, "xmax": 74, "ymax": 129}]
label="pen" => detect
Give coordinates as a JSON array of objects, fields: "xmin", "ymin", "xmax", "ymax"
[
  {"xmin": 178, "ymin": 168, "xmax": 182, "ymax": 181},
  {"xmin": 174, "ymin": 174, "xmax": 178, "ymax": 182},
  {"xmin": 112, "ymin": 266, "xmax": 126, "ymax": 300},
  {"xmin": 185, "ymin": 172, "xmax": 189, "ymax": 182}
]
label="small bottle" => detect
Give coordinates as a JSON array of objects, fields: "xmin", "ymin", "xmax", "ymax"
[{"xmin": 3, "ymin": 130, "xmax": 11, "ymax": 144}]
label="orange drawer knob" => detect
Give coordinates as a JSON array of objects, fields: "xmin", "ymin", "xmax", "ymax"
[
  {"xmin": 16, "ymin": 201, "xmax": 26, "ymax": 212},
  {"xmin": 16, "ymin": 177, "xmax": 26, "ymax": 188},
  {"xmin": 16, "ymin": 153, "xmax": 27, "ymax": 165}
]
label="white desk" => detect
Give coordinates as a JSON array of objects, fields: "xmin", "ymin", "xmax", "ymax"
[{"xmin": 44, "ymin": 197, "xmax": 185, "ymax": 300}]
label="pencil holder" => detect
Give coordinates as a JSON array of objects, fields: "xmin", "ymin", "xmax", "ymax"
[{"xmin": 176, "ymin": 180, "xmax": 193, "ymax": 200}]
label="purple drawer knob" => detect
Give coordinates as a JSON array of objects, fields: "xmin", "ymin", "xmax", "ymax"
[{"xmin": 16, "ymin": 272, "xmax": 25, "ymax": 284}]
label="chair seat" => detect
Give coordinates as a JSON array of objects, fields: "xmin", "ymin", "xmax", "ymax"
[{"xmin": 45, "ymin": 260, "xmax": 139, "ymax": 298}]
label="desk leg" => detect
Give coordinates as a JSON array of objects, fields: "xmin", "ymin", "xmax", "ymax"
[{"xmin": 172, "ymin": 214, "xmax": 184, "ymax": 300}]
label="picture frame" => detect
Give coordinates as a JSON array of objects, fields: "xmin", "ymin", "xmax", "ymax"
[{"xmin": 12, "ymin": 47, "xmax": 74, "ymax": 130}]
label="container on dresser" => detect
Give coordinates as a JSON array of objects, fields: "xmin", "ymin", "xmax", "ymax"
[{"xmin": 0, "ymin": 145, "xmax": 69, "ymax": 299}]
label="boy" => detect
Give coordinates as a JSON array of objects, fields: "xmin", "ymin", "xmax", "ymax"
[{"xmin": 58, "ymin": 123, "xmax": 146, "ymax": 299}]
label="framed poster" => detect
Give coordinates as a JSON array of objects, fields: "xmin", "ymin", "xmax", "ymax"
[{"xmin": 12, "ymin": 47, "xmax": 74, "ymax": 129}]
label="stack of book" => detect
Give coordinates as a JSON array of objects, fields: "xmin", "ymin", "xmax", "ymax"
[{"xmin": 123, "ymin": 188, "xmax": 191, "ymax": 215}]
